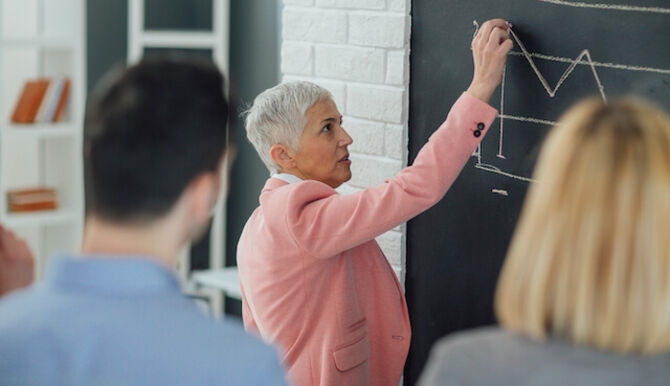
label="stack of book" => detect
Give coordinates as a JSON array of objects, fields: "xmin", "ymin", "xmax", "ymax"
[
  {"xmin": 10, "ymin": 77, "xmax": 71, "ymax": 124},
  {"xmin": 7, "ymin": 188, "xmax": 58, "ymax": 213}
]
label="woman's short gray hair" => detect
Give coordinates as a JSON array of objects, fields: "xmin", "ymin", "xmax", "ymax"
[{"xmin": 244, "ymin": 81, "xmax": 333, "ymax": 174}]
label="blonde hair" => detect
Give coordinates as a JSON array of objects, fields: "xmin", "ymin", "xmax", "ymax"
[{"xmin": 495, "ymin": 97, "xmax": 670, "ymax": 354}]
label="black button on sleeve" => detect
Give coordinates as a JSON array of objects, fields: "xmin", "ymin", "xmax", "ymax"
[
  {"xmin": 474, "ymin": 130, "xmax": 481, "ymax": 138},
  {"xmin": 477, "ymin": 122, "xmax": 485, "ymax": 130}
]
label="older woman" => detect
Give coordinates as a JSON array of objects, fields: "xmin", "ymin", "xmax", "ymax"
[
  {"xmin": 238, "ymin": 19, "xmax": 512, "ymax": 385},
  {"xmin": 419, "ymin": 97, "xmax": 670, "ymax": 386}
]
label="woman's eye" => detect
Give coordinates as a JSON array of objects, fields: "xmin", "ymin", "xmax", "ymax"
[{"xmin": 321, "ymin": 125, "xmax": 331, "ymax": 132}]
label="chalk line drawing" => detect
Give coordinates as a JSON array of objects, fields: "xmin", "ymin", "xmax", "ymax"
[
  {"xmin": 475, "ymin": 162, "xmax": 535, "ymax": 182},
  {"xmin": 471, "ymin": 20, "xmax": 609, "ymax": 182},
  {"xmin": 507, "ymin": 51, "xmax": 670, "ymax": 75},
  {"xmin": 498, "ymin": 63, "xmax": 507, "ymax": 159},
  {"xmin": 488, "ymin": 26, "xmax": 670, "ymax": 164},
  {"xmin": 498, "ymin": 114, "xmax": 557, "ymax": 126},
  {"xmin": 538, "ymin": 0, "xmax": 670, "ymax": 14},
  {"xmin": 469, "ymin": 2, "xmax": 670, "ymax": 191},
  {"xmin": 507, "ymin": 27, "xmax": 608, "ymax": 102},
  {"xmin": 492, "ymin": 189, "xmax": 509, "ymax": 196},
  {"xmin": 495, "ymin": 24, "xmax": 607, "ymax": 159},
  {"xmin": 471, "ymin": 16, "xmax": 669, "ymax": 184}
]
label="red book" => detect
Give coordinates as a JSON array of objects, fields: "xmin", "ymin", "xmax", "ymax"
[{"xmin": 10, "ymin": 80, "xmax": 50, "ymax": 124}]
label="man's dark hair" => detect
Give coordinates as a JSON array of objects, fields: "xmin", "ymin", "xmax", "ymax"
[{"xmin": 84, "ymin": 57, "xmax": 228, "ymax": 222}]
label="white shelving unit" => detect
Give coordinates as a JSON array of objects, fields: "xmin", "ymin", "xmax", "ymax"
[
  {"xmin": 127, "ymin": 0, "xmax": 233, "ymax": 318},
  {"xmin": 0, "ymin": 0, "xmax": 85, "ymax": 278}
]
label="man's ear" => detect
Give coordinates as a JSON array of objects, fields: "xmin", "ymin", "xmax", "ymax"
[
  {"xmin": 270, "ymin": 144, "xmax": 297, "ymax": 171},
  {"xmin": 187, "ymin": 172, "xmax": 219, "ymax": 225},
  {"xmin": 219, "ymin": 146, "xmax": 236, "ymax": 202}
]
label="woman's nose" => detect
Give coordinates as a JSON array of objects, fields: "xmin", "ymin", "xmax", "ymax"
[{"xmin": 339, "ymin": 128, "xmax": 353, "ymax": 146}]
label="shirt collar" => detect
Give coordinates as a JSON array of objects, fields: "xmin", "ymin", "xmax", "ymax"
[
  {"xmin": 272, "ymin": 173, "xmax": 303, "ymax": 185},
  {"xmin": 45, "ymin": 255, "xmax": 181, "ymax": 294}
]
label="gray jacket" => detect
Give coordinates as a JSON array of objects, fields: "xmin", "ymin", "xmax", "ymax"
[{"xmin": 418, "ymin": 327, "xmax": 670, "ymax": 386}]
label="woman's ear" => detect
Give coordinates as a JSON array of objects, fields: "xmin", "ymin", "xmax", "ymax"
[{"xmin": 270, "ymin": 144, "xmax": 297, "ymax": 171}]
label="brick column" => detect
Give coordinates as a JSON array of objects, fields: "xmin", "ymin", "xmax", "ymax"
[{"xmin": 281, "ymin": 0, "xmax": 411, "ymax": 285}]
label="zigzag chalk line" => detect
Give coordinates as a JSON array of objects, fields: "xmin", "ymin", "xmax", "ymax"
[{"xmin": 539, "ymin": 0, "xmax": 670, "ymax": 14}]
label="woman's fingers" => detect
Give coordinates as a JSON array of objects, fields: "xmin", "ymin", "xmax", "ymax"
[
  {"xmin": 467, "ymin": 19, "xmax": 512, "ymax": 103},
  {"xmin": 497, "ymin": 37, "xmax": 514, "ymax": 56},
  {"xmin": 473, "ymin": 21, "xmax": 510, "ymax": 60},
  {"xmin": 488, "ymin": 27, "xmax": 509, "ymax": 49},
  {"xmin": 476, "ymin": 19, "xmax": 508, "ymax": 45},
  {"xmin": 485, "ymin": 18, "xmax": 509, "ymax": 30}
]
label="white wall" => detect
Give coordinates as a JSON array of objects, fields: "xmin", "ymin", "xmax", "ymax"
[
  {"xmin": 280, "ymin": 0, "xmax": 411, "ymax": 283},
  {"xmin": 0, "ymin": 0, "xmax": 85, "ymax": 274}
]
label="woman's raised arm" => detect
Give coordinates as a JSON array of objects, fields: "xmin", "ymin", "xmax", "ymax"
[{"xmin": 270, "ymin": 19, "xmax": 513, "ymax": 258}]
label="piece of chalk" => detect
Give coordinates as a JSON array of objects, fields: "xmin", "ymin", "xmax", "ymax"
[
  {"xmin": 505, "ymin": 21, "xmax": 513, "ymax": 28},
  {"xmin": 492, "ymin": 189, "xmax": 509, "ymax": 196}
]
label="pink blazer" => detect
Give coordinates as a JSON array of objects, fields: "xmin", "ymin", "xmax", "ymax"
[{"xmin": 237, "ymin": 92, "xmax": 497, "ymax": 385}]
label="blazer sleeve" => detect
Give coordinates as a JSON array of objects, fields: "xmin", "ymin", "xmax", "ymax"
[
  {"xmin": 240, "ymin": 283, "xmax": 261, "ymax": 336},
  {"xmin": 282, "ymin": 92, "xmax": 498, "ymax": 259}
]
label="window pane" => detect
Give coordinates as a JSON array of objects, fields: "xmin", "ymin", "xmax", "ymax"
[
  {"xmin": 144, "ymin": 0, "xmax": 212, "ymax": 31},
  {"xmin": 143, "ymin": 47, "xmax": 213, "ymax": 62}
]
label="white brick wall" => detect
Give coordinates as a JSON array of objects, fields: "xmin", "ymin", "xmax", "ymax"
[
  {"xmin": 345, "ymin": 117, "xmax": 385, "ymax": 156},
  {"xmin": 317, "ymin": 0, "xmax": 386, "ymax": 10},
  {"xmin": 349, "ymin": 13, "xmax": 407, "ymax": 48},
  {"xmin": 285, "ymin": 0, "xmax": 315, "ymax": 5},
  {"xmin": 281, "ymin": 0, "xmax": 411, "ymax": 285},
  {"xmin": 347, "ymin": 84, "xmax": 405, "ymax": 123},
  {"xmin": 281, "ymin": 42, "xmax": 313, "ymax": 75},
  {"xmin": 282, "ymin": 8, "xmax": 347, "ymax": 44},
  {"xmin": 315, "ymin": 46, "xmax": 385, "ymax": 83}
]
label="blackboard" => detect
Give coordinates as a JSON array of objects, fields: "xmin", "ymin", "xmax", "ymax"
[{"xmin": 405, "ymin": 1, "xmax": 670, "ymax": 384}]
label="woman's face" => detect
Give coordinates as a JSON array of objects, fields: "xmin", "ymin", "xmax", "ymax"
[{"xmin": 292, "ymin": 98, "xmax": 353, "ymax": 188}]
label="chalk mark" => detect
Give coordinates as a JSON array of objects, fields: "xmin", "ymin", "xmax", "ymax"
[
  {"xmin": 473, "ymin": 144, "xmax": 482, "ymax": 164},
  {"xmin": 508, "ymin": 51, "xmax": 670, "ymax": 75},
  {"xmin": 498, "ymin": 63, "xmax": 507, "ymax": 159},
  {"xmin": 499, "ymin": 114, "xmax": 558, "ymax": 126},
  {"xmin": 472, "ymin": 20, "xmax": 608, "ymax": 178},
  {"xmin": 538, "ymin": 0, "xmax": 670, "ymax": 14},
  {"xmin": 475, "ymin": 163, "xmax": 535, "ymax": 182},
  {"xmin": 507, "ymin": 27, "xmax": 608, "ymax": 102},
  {"xmin": 472, "ymin": 21, "xmax": 608, "ymax": 103},
  {"xmin": 476, "ymin": 20, "xmax": 603, "ymax": 162},
  {"xmin": 492, "ymin": 189, "xmax": 509, "ymax": 196}
]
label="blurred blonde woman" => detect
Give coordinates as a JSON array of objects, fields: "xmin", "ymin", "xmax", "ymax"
[{"xmin": 419, "ymin": 97, "xmax": 670, "ymax": 386}]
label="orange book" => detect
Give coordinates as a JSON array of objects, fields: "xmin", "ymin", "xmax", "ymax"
[
  {"xmin": 9, "ymin": 201, "xmax": 57, "ymax": 213},
  {"xmin": 10, "ymin": 79, "xmax": 50, "ymax": 124},
  {"xmin": 7, "ymin": 188, "xmax": 58, "ymax": 213},
  {"xmin": 52, "ymin": 78, "xmax": 71, "ymax": 122},
  {"xmin": 34, "ymin": 80, "xmax": 56, "ymax": 122}
]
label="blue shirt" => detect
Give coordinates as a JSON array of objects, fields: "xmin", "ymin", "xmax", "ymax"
[{"xmin": 0, "ymin": 256, "xmax": 288, "ymax": 386}]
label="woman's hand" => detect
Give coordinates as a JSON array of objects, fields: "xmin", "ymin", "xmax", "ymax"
[
  {"xmin": 0, "ymin": 225, "xmax": 35, "ymax": 297},
  {"xmin": 467, "ymin": 19, "xmax": 513, "ymax": 103}
]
